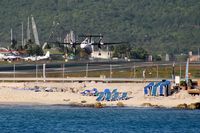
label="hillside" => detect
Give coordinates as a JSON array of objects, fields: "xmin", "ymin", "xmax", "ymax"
[{"xmin": 0, "ymin": 0, "xmax": 200, "ymax": 55}]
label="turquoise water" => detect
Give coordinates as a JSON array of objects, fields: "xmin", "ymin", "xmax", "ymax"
[{"xmin": 0, "ymin": 105, "xmax": 200, "ymax": 133}]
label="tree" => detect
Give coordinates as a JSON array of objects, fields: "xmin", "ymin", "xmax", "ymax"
[
  {"xmin": 0, "ymin": 0, "xmax": 200, "ymax": 55},
  {"xmin": 10, "ymin": 39, "xmax": 17, "ymax": 50},
  {"xmin": 130, "ymin": 47, "xmax": 148, "ymax": 60},
  {"xmin": 112, "ymin": 45, "xmax": 131, "ymax": 58},
  {"xmin": 26, "ymin": 44, "xmax": 43, "ymax": 56},
  {"xmin": 152, "ymin": 54, "xmax": 162, "ymax": 61}
]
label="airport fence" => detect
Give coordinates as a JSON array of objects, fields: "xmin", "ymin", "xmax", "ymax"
[{"xmin": 0, "ymin": 62, "xmax": 199, "ymax": 80}]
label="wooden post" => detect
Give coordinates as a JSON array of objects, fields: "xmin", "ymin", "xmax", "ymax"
[{"xmin": 156, "ymin": 65, "xmax": 158, "ymax": 78}]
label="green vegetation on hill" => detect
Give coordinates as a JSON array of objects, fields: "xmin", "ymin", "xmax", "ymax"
[{"xmin": 0, "ymin": 0, "xmax": 200, "ymax": 56}]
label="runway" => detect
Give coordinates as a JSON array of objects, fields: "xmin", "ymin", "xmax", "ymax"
[{"xmin": 0, "ymin": 60, "xmax": 182, "ymax": 73}]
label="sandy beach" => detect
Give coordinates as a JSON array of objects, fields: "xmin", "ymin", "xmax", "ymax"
[{"xmin": 0, "ymin": 82, "xmax": 199, "ymax": 108}]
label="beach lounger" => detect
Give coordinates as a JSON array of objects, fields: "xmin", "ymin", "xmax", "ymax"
[
  {"xmin": 105, "ymin": 92, "xmax": 112, "ymax": 101},
  {"xmin": 35, "ymin": 89, "xmax": 41, "ymax": 92},
  {"xmin": 111, "ymin": 89, "xmax": 118, "ymax": 94},
  {"xmin": 159, "ymin": 84, "xmax": 165, "ymax": 96},
  {"xmin": 119, "ymin": 92, "xmax": 128, "ymax": 100},
  {"xmin": 81, "ymin": 90, "xmax": 90, "ymax": 96},
  {"xmin": 151, "ymin": 82, "xmax": 162, "ymax": 96},
  {"xmin": 104, "ymin": 88, "xmax": 111, "ymax": 93},
  {"xmin": 45, "ymin": 87, "xmax": 53, "ymax": 92},
  {"xmin": 144, "ymin": 82, "xmax": 154, "ymax": 95},
  {"xmin": 96, "ymin": 92, "xmax": 105, "ymax": 101},
  {"xmin": 111, "ymin": 92, "xmax": 119, "ymax": 101},
  {"xmin": 90, "ymin": 88, "xmax": 98, "ymax": 96},
  {"xmin": 161, "ymin": 80, "xmax": 171, "ymax": 96}
]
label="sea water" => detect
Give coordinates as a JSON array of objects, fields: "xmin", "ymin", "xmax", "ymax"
[{"xmin": 0, "ymin": 105, "xmax": 199, "ymax": 133}]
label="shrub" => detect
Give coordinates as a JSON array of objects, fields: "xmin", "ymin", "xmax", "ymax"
[
  {"xmin": 94, "ymin": 102, "xmax": 103, "ymax": 108},
  {"xmin": 117, "ymin": 102, "xmax": 125, "ymax": 107},
  {"xmin": 180, "ymin": 80, "xmax": 187, "ymax": 86}
]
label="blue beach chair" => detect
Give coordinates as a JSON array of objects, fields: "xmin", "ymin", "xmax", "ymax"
[
  {"xmin": 105, "ymin": 92, "xmax": 112, "ymax": 101},
  {"xmin": 96, "ymin": 92, "xmax": 105, "ymax": 101},
  {"xmin": 159, "ymin": 84, "xmax": 165, "ymax": 96},
  {"xmin": 112, "ymin": 89, "xmax": 118, "ymax": 94},
  {"xmin": 161, "ymin": 80, "xmax": 171, "ymax": 96},
  {"xmin": 151, "ymin": 82, "xmax": 162, "ymax": 96},
  {"xmin": 90, "ymin": 88, "xmax": 98, "ymax": 96},
  {"xmin": 81, "ymin": 90, "xmax": 90, "ymax": 96},
  {"xmin": 104, "ymin": 88, "xmax": 111, "ymax": 93},
  {"xmin": 119, "ymin": 92, "xmax": 128, "ymax": 100},
  {"xmin": 144, "ymin": 82, "xmax": 154, "ymax": 95},
  {"xmin": 111, "ymin": 92, "xmax": 119, "ymax": 101}
]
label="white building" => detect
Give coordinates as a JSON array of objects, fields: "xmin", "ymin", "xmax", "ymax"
[
  {"xmin": 91, "ymin": 51, "xmax": 112, "ymax": 59},
  {"xmin": 148, "ymin": 55, "xmax": 152, "ymax": 62},
  {"xmin": 165, "ymin": 53, "xmax": 169, "ymax": 61}
]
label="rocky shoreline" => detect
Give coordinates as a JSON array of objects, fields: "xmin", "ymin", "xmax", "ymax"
[{"xmin": 59, "ymin": 101, "xmax": 200, "ymax": 110}]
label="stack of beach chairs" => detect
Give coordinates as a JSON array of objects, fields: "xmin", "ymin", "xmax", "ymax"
[
  {"xmin": 144, "ymin": 80, "xmax": 171, "ymax": 96},
  {"xmin": 81, "ymin": 88, "xmax": 128, "ymax": 101}
]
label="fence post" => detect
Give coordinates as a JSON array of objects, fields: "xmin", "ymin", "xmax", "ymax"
[
  {"xmin": 62, "ymin": 63, "xmax": 65, "ymax": 82},
  {"xmin": 13, "ymin": 63, "xmax": 15, "ymax": 82},
  {"xmin": 36, "ymin": 64, "xmax": 38, "ymax": 82},
  {"xmin": 179, "ymin": 63, "xmax": 182, "ymax": 79},
  {"xmin": 43, "ymin": 64, "xmax": 46, "ymax": 82},
  {"xmin": 156, "ymin": 64, "xmax": 158, "ymax": 79},
  {"xmin": 110, "ymin": 64, "xmax": 112, "ymax": 78},
  {"xmin": 86, "ymin": 63, "xmax": 88, "ymax": 77}
]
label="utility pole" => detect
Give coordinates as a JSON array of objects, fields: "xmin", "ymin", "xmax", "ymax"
[
  {"xmin": 198, "ymin": 47, "xmax": 200, "ymax": 62},
  {"xmin": 179, "ymin": 63, "xmax": 182, "ymax": 79},
  {"xmin": 36, "ymin": 63, "xmax": 38, "ymax": 82},
  {"xmin": 27, "ymin": 17, "xmax": 30, "ymax": 41},
  {"xmin": 130, "ymin": 67, "xmax": 133, "ymax": 78},
  {"xmin": 22, "ymin": 22, "xmax": 24, "ymax": 47},
  {"xmin": 156, "ymin": 64, "xmax": 159, "ymax": 79},
  {"xmin": 62, "ymin": 63, "xmax": 65, "ymax": 81},
  {"xmin": 10, "ymin": 28, "xmax": 13, "ymax": 45},
  {"xmin": 13, "ymin": 63, "xmax": 16, "ymax": 82},
  {"xmin": 172, "ymin": 62, "xmax": 175, "ymax": 81},
  {"xmin": 43, "ymin": 64, "xmax": 46, "ymax": 82}
]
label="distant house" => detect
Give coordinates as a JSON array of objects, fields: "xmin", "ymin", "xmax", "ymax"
[
  {"xmin": 189, "ymin": 55, "xmax": 200, "ymax": 62},
  {"xmin": 148, "ymin": 55, "xmax": 152, "ymax": 62},
  {"xmin": 91, "ymin": 51, "xmax": 112, "ymax": 59},
  {"xmin": 188, "ymin": 51, "xmax": 200, "ymax": 62},
  {"xmin": 0, "ymin": 47, "xmax": 20, "ymax": 55},
  {"xmin": 0, "ymin": 47, "xmax": 10, "ymax": 54},
  {"xmin": 165, "ymin": 54, "xmax": 169, "ymax": 61}
]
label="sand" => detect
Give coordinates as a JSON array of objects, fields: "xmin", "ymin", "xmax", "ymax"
[{"xmin": 0, "ymin": 82, "xmax": 199, "ymax": 108}]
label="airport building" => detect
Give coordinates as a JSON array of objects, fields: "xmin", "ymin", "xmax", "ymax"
[
  {"xmin": 91, "ymin": 51, "xmax": 112, "ymax": 59},
  {"xmin": 189, "ymin": 51, "xmax": 200, "ymax": 62}
]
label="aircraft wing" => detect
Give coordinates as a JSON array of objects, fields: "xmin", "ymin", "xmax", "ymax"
[
  {"xmin": 23, "ymin": 56, "xmax": 35, "ymax": 61},
  {"xmin": 78, "ymin": 34, "xmax": 103, "ymax": 38},
  {"xmin": 91, "ymin": 42, "xmax": 127, "ymax": 45},
  {"xmin": 47, "ymin": 41, "xmax": 60, "ymax": 44},
  {"xmin": 59, "ymin": 42, "xmax": 81, "ymax": 45},
  {"xmin": 47, "ymin": 41, "xmax": 81, "ymax": 45}
]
